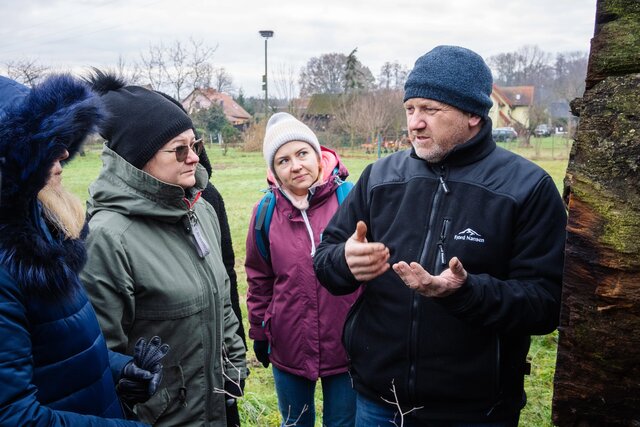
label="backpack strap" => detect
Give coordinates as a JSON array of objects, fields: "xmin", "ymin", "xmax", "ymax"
[
  {"xmin": 254, "ymin": 190, "xmax": 276, "ymax": 261},
  {"xmin": 254, "ymin": 180, "xmax": 354, "ymax": 261},
  {"xmin": 335, "ymin": 180, "xmax": 354, "ymax": 204}
]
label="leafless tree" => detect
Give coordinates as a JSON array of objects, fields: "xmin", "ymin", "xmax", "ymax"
[
  {"xmin": 273, "ymin": 62, "xmax": 301, "ymax": 115},
  {"xmin": 139, "ymin": 42, "xmax": 167, "ymax": 90},
  {"xmin": 212, "ymin": 67, "xmax": 234, "ymax": 93},
  {"xmin": 332, "ymin": 89, "xmax": 404, "ymax": 148},
  {"xmin": 115, "ymin": 55, "xmax": 143, "ymax": 85},
  {"xmin": 378, "ymin": 61, "xmax": 409, "ymax": 90},
  {"xmin": 354, "ymin": 89, "xmax": 403, "ymax": 143},
  {"xmin": 138, "ymin": 37, "xmax": 218, "ymax": 101},
  {"xmin": 189, "ymin": 37, "xmax": 218, "ymax": 90},
  {"xmin": 299, "ymin": 52, "xmax": 374, "ymax": 96},
  {"xmin": 553, "ymin": 51, "xmax": 589, "ymax": 101},
  {"xmin": 166, "ymin": 40, "xmax": 191, "ymax": 101},
  {"xmin": 5, "ymin": 58, "xmax": 50, "ymax": 86},
  {"xmin": 488, "ymin": 45, "xmax": 553, "ymax": 89}
]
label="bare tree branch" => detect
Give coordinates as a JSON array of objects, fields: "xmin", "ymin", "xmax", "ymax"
[
  {"xmin": 139, "ymin": 42, "xmax": 167, "ymax": 90},
  {"xmin": 115, "ymin": 55, "xmax": 143, "ymax": 85},
  {"xmin": 189, "ymin": 37, "xmax": 218, "ymax": 90},
  {"xmin": 380, "ymin": 379, "xmax": 424, "ymax": 427},
  {"xmin": 212, "ymin": 67, "xmax": 234, "ymax": 93},
  {"xmin": 273, "ymin": 62, "xmax": 301, "ymax": 115},
  {"xmin": 5, "ymin": 58, "xmax": 49, "ymax": 86}
]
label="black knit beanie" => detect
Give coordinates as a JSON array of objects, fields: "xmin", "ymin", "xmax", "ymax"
[
  {"xmin": 404, "ymin": 45, "xmax": 493, "ymax": 118},
  {"xmin": 87, "ymin": 71, "xmax": 193, "ymax": 169}
]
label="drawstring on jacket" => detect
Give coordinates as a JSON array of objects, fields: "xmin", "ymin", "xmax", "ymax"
[{"xmin": 300, "ymin": 210, "xmax": 316, "ymax": 257}]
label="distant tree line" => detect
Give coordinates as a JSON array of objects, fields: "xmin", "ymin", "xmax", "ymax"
[{"xmin": 4, "ymin": 42, "xmax": 587, "ymax": 149}]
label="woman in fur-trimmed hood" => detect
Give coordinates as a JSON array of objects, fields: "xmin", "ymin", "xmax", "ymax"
[{"xmin": 0, "ymin": 74, "xmax": 148, "ymax": 426}]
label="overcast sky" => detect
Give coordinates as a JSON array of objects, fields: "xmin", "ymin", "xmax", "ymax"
[{"xmin": 0, "ymin": 0, "xmax": 597, "ymax": 97}]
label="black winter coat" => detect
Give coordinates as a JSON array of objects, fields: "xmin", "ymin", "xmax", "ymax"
[{"xmin": 199, "ymin": 149, "xmax": 247, "ymax": 352}]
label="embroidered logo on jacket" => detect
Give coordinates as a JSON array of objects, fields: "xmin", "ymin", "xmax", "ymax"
[{"xmin": 454, "ymin": 228, "xmax": 485, "ymax": 243}]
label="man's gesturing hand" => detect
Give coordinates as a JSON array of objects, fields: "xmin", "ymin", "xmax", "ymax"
[
  {"xmin": 344, "ymin": 221, "xmax": 390, "ymax": 281},
  {"xmin": 393, "ymin": 257, "xmax": 467, "ymax": 297}
]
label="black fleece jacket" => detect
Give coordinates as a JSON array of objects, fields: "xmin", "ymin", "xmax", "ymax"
[{"xmin": 314, "ymin": 120, "xmax": 566, "ymax": 422}]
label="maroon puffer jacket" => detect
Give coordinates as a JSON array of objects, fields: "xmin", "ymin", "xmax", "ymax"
[{"xmin": 245, "ymin": 148, "xmax": 359, "ymax": 380}]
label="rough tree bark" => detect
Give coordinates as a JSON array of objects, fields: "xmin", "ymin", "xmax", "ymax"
[{"xmin": 552, "ymin": 1, "xmax": 640, "ymax": 426}]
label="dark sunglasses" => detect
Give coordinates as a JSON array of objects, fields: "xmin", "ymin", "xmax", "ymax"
[{"xmin": 160, "ymin": 138, "xmax": 204, "ymax": 162}]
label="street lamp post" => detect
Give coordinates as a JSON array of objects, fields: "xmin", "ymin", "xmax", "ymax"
[{"xmin": 259, "ymin": 30, "xmax": 274, "ymax": 119}]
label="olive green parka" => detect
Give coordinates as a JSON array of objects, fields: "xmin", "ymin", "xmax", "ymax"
[{"xmin": 81, "ymin": 146, "xmax": 247, "ymax": 426}]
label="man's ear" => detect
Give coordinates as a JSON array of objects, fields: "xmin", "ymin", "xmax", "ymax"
[{"xmin": 468, "ymin": 114, "xmax": 482, "ymax": 128}]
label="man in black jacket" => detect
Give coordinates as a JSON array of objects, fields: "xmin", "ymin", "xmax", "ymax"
[{"xmin": 313, "ymin": 45, "xmax": 567, "ymax": 426}]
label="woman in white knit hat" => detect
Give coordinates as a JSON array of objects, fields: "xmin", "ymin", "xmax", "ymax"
[{"xmin": 245, "ymin": 113, "xmax": 358, "ymax": 427}]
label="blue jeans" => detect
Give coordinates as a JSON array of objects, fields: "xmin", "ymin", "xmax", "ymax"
[
  {"xmin": 355, "ymin": 393, "xmax": 520, "ymax": 427},
  {"xmin": 272, "ymin": 366, "xmax": 356, "ymax": 427}
]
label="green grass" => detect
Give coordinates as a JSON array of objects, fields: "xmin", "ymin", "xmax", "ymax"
[{"xmin": 66, "ymin": 142, "xmax": 569, "ymax": 426}]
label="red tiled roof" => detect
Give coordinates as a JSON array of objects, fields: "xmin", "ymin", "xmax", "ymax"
[
  {"xmin": 181, "ymin": 88, "xmax": 251, "ymax": 123},
  {"xmin": 494, "ymin": 85, "xmax": 534, "ymax": 107}
]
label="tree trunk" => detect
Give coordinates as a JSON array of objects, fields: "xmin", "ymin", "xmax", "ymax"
[{"xmin": 552, "ymin": 1, "xmax": 640, "ymax": 426}]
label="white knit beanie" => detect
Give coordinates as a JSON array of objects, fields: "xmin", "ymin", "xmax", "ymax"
[{"xmin": 263, "ymin": 112, "xmax": 321, "ymax": 174}]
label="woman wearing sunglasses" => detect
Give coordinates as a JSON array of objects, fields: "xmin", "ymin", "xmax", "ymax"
[{"xmin": 80, "ymin": 71, "xmax": 247, "ymax": 427}]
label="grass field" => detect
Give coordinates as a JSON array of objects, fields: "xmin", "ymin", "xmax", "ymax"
[{"xmin": 64, "ymin": 136, "xmax": 570, "ymax": 426}]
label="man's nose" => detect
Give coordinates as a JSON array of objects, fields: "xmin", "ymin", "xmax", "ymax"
[{"xmin": 408, "ymin": 114, "xmax": 425, "ymax": 131}]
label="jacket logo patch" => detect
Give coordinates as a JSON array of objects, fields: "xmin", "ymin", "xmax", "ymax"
[{"xmin": 454, "ymin": 228, "xmax": 485, "ymax": 243}]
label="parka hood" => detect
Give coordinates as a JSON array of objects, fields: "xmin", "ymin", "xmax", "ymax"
[
  {"xmin": 0, "ymin": 74, "xmax": 104, "ymax": 213},
  {"xmin": 0, "ymin": 74, "xmax": 102, "ymax": 299},
  {"xmin": 266, "ymin": 144, "xmax": 349, "ymax": 187}
]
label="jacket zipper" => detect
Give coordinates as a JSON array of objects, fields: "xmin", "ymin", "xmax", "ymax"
[
  {"xmin": 434, "ymin": 218, "xmax": 450, "ymax": 275},
  {"xmin": 182, "ymin": 193, "xmax": 211, "ymax": 258},
  {"xmin": 408, "ymin": 166, "xmax": 450, "ymax": 404}
]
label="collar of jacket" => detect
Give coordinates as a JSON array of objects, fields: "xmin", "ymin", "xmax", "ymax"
[
  {"xmin": 272, "ymin": 174, "xmax": 342, "ymax": 219},
  {"xmin": 86, "ymin": 145, "xmax": 209, "ymax": 223},
  {"xmin": 410, "ymin": 117, "xmax": 496, "ymax": 167}
]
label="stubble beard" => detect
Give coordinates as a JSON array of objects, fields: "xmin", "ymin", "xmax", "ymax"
[{"xmin": 411, "ymin": 122, "xmax": 471, "ymax": 164}]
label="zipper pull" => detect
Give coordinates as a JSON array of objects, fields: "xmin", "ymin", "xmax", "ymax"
[
  {"xmin": 188, "ymin": 211, "xmax": 211, "ymax": 258},
  {"xmin": 439, "ymin": 176, "xmax": 450, "ymax": 194},
  {"xmin": 438, "ymin": 243, "xmax": 446, "ymax": 266}
]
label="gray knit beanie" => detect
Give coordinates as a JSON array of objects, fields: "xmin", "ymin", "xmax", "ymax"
[
  {"xmin": 404, "ymin": 45, "xmax": 493, "ymax": 118},
  {"xmin": 263, "ymin": 112, "xmax": 321, "ymax": 174}
]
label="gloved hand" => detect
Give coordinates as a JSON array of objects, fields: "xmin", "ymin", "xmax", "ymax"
[
  {"xmin": 253, "ymin": 340, "xmax": 270, "ymax": 368},
  {"xmin": 224, "ymin": 379, "xmax": 244, "ymax": 427},
  {"xmin": 117, "ymin": 336, "xmax": 170, "ymax": 404},
  {"xmin": 224, "ymin": 378, "xmax": 245, "ymax": 400}
]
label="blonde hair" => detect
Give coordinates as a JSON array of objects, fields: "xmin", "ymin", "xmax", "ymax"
[{"xmin": 37, "ymin": 184, "xmax": 86, "ymax": 240}]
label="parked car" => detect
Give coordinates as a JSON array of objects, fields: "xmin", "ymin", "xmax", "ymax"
[
  {"xmin": 534, "ymin": 124, "xmax": 551, "ymax": 137},
  {"xmin": 492, "ymin": 127, "xmax": 518, "ymax": 142}
]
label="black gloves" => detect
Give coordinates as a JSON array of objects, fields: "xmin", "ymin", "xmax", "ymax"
[
  {"xmin": 117, "ymin": 336, "xmax": 170, "ymax": 404},
  {"xmin": 224, "ymin": 378, "xmax": 244, "ymax": 401},
  {"xmin": 253, "ymin": 340, "xmax": 270, "ymax": 368},
  {"xmin": 224, "ymin": 379, "xmax": 245, "ymax": 427}
]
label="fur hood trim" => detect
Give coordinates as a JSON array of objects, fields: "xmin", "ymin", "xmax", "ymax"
[
  {"xmin": 1, "ymin": 211, "xmax": 88, "ymax": 299},
  {"xmin": 0, "ymin": 74, "xmax": 104, "ymax": 212}
]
